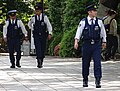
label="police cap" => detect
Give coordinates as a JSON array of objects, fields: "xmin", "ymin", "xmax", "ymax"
[
  {"xmin": 86, "ymin": 4, "xmax": 97, "ymax": 11},
  {"xmin": 34, "ymin": 2, "xmax": 43, "ymax": 10},
  {"xmin": 8, "ymin": 10, "xmax": 17, "ymax": 16}
]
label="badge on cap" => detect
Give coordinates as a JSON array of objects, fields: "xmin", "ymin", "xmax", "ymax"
[{"xmin": 94, "ymin": 5, "xmax": 97, "ymax": 9}]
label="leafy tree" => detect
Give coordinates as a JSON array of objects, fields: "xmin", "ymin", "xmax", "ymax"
[
  {"xmin": 63, "ymin": 0, "xmax": 98, "ymax": 32},
  {"xmin": 59, "ymin": 27, "xmax": 77, "ymax": 57},
  {"xmin": 0, "ymin": 0, "xmax": 33, "ymax": 24},
  {"xmin": 48, "ymin": 0, "xmax": 63, "ymax": 34},
  {"xmin": 48, "ymin": 0, "xmax": 64, "ymax": 55}
]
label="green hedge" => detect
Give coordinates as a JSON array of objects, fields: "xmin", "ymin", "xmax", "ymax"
[
  {"xmin": 59, "ymin": 27, "xmax": 78, "ymax": 57},
  {"xmin": 49, "ymin": 32, "xmax": 63, "ymax": 56}
]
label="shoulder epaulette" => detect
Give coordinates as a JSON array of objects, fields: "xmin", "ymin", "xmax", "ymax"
[
  {"xmin": 81, "ymin": 18, "xmax": 86, "ymax": 21},
  {"xmin": 32, "ymin": 15, "xmax": 36, "ymax": 17},
  {"xmin": 97, "ymin": 18, "xmax": 102, "ymax": 20},
  {"xmin": 16, "ymin": 18, "xmax": 20, "ymax": 21},
  {"xmin": 7, "ymin": 19, "xmax": 10, "ymax": 21},
  {"xmin": 43, "ymin": 14, "xmax": 46, "ymax": 16}
]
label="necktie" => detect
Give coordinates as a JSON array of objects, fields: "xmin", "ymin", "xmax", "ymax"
[
  {"xmin": 38, "ymin": 16, "xmax": 40, "ymax": 21},
  {"xmin": 12, "ymin": 20, "xmax": 14, "ymax": 24},
  {"xmin": 91, "ymin": 19, "xmax": 94, "ymax": 26},
  {"xmin": 91, "ymin": 19, "xmax": 94, "ymax": 39}
]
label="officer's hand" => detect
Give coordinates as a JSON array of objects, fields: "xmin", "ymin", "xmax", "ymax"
[
  {"xmin": 102, "ymin": 42, "xmax": 106, "ymax": 49},
  {"xmin": 24, "ymin": 36, "xmax": 29, "ymax": 41},
  {"xmin": 48, "ymin": 34, "xmax": 52, "ymax": 40},
  {"xmin": 74, "ymin": 43, "xmax": 78, "ymax": 50},
  {"xmin": 4, "ymin": 37, "xmax": 7, "ymax": 43}
]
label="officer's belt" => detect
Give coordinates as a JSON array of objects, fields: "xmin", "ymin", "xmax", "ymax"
[{"xmin": 83, "ymin": 39, "xmax": 100, "ymax": 44}]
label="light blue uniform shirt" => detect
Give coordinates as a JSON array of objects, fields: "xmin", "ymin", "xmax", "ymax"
[{"xmin": 75, "ymin": 16, "xmax": 107, "ymax": 42}]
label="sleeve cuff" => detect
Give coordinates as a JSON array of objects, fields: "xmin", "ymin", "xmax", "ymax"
[
  {"xmin": 3, "ymin": 36, "xmax": 7, "ymax": 38},
  {"xmin": 49, "ymin": 32, "xmax": 52, "ymax": 35},
  {"xmin": 25, "ymin": 34, "xmax": 28, "ymax": 37}
]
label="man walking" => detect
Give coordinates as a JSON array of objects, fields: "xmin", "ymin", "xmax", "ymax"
[
  {"xmin": 74, "ymin": 4, "xmax": 106, "ymax": 88},
  {"xmin": 3, "ymin": 10, "xmax": 28, "ymax": 68},
  {"xmin": 28, "ymin": 2, "xmax": 52, "ymax": 68}
]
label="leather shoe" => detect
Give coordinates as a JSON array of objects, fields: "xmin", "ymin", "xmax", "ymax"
[
  {"xmin": 16, "ymin": 64, "xmax": 21, "ymax": 68},
  {"xmin": 16, "ymin": 62, "xmax": 21, "ymax": 68},
  {"xmin": 83, "ymin": 81, "xmax": 88, "ymax": 87},
  {"xmin": 10, "ymin": 65, "xmax": 15, "ymax": 68},
  {"xmin": 37, "ymin": 65, "xmax": 43, "ymax": 68},
  {"xmin": 37, "ymin": 59, "xmax": 43, "ymax": 68},
  {"xmin": 95, "ymin": 78, "xmax": 101, "ymax": 88}
]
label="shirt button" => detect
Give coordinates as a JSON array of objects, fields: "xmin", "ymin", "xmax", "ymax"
[{"xmin": 39, "ymin": 33, "xmax": 41, "ymax": 35}]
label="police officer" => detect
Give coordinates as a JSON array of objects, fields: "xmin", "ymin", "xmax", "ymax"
[
  {"xmin": 74, "ymin": 4, "xmax": 106, "ymax": 88},
  {"xmin": 28, "ymin": 2, "xmax": 52, "ymax": 68},
  {"xmin": 104, "ymin": 10, "xmax": 118, "ymax": 60},
  {"xmin": 3, "ymin": 10, "xmax": 28, "ymax": 68}
]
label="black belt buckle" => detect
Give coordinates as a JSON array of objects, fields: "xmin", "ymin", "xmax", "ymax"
[{"xmin": 91, "ymin": 40, "xmax": 95, "ymax": 44}]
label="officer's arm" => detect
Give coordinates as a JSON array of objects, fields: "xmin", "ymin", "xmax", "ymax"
[
  {"xmin": 44, "ymin": 16, "xmax": 52, "ymax": 35},
  {"xmin": 28, "ymin": 17, "xmax": 34, "ymax": 30},
  {"xmin": 74, "ymin": 21, "xmax": 85, "ymax": 49},
  {"xmin": 3, "ymin": 21, "xmax": 9, "ymax": 38},
  {"xmin": 75, "ymin": 20, "xmax": 85, "ymax": 42},
  {"xmin": 99, "ymin": 20, "xmax": 107, "ymax": 43},
  {"xmin": 19, "ymin": 20, "xmax": 28, "ymax": 37}
]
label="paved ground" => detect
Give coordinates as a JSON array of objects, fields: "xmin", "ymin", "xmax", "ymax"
[{"xmin": 0, "ymin": 56, "xmax": 120, "ymax": 91}]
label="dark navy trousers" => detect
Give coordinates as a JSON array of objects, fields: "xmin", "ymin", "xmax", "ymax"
[
  {"xmin": 34, "ymin": 35, "xmax": 46, "ymax": 60},
  {"xmin": 7, "ymin": 38, "xmax": 21, "ymax": 65},
  {"xmin": 82, "ymin": 41, "xmax": 102, "ymax": 80}
]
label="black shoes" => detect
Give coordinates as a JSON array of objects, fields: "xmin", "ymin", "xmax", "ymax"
[
  {"xmin": 83, "ymin": 81, "xmax": 88, "ymax": 87},
  {"xmin": 96, "ymin": 82, "xmax": 101, "ymax": 88},
  {"xmin": 10, "ymin": 65, "xmax": 15, "ymax": 68},
  {"xmin": 16, "ymin": 64, "xmax": 21, "ymax": 68},
  {"xmin": 10, "ymin": 61, "xmax": 21, "ymax": 68},
  {"xmin": 95, "ymin": 78, "xmax": 101, "ymax": 88},
  {"xmin": 16, "ymin": 61, "xmax": 21, "ymax": 68},
  {"xmin": 83, "ymin": 78, "xmax": 101, "ymax": 88},
  {"xmin": 37, "ymin": 59, "xmax": 43, "ymax": 68},
  {"xmin": 10, "ymin": 64, "xmax": 21, "ymax": 68},
  {"xmin": 37, "ymin": 65, "xmax": 43, "ymax": 68}
]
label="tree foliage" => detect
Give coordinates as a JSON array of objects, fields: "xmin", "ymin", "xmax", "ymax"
[
  {"xmin": 0, "ymin": 0, "xmax": 34, "ymax": 24},
  {"xmin": 48, "ymin": 0, "xmax": 64, "ymax": 55},
  {"xmin": 48, "ymin": 0, "xmax": 63, "ymax": 34},
  {"xmin": 63, "ymin": 0, "xmax": 98, "ymax": 32}
]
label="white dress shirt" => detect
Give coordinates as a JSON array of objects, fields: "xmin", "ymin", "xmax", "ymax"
[
  {"xmin": 75, "ymin": 16, "xmax": 107, "ymax": 42},
  {"xmin": 3, "ymin": 19, "xmax": 28, "ymax": 38},
  {"xmin": 28, "ymin": 14, "xmax": 52, "ymax": 35}
]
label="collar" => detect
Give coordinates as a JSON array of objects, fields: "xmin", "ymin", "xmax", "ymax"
[
  {"xmin": 10, "ymin": 19, "xmax": 16, "ymax": 23},
  {"xmin": 87, "ymin": 16, "xmax": 96, "ymax": 21},
  {"xmin": 36, "ymin": 13, "xmax": 42, "ymax": 17}
]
